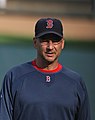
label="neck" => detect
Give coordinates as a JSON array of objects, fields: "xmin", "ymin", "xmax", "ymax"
[{"xmin": 35, "ymin": 58, "xmax": 59, "ymax": 70}]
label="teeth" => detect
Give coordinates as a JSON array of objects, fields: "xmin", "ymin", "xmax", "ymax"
[
  {"xmin": 45, "ymin": 52, "xmax": 54, "ymax": 54},
  {"xmin": 47, "ymin": 53, "xmax": 53, "ymax": 54}
]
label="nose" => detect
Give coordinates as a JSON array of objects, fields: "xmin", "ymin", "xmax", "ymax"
[{"xmin": 47, "ymin": 40, "xmax": 54, "ymax": 49}]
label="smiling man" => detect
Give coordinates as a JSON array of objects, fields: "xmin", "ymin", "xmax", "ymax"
[{"xmin": 0, "ymin": 18, "xmax": 91, "ymax": 120}]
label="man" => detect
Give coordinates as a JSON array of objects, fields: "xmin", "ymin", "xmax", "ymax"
[{"xmin": 0, "ymin": 18, "xmax": 91, "ymax": 120}]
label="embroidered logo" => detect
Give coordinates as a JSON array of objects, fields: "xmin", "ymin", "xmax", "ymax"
[
  {"xmin": 46, "ymin": 20, "xmax": 53, "ymax": 29},
  {"xmin": 46, "ymin": 75, "xmax": 51, "ymax": 82}
]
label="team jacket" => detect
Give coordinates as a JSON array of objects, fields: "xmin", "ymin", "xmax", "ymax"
[{"xmin": 0, "ymin": 61, "xmax": 91, "ymax": 120}]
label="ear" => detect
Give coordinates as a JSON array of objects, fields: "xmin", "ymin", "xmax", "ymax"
[
  {"xmin": 61, "ymin": 38, "xmax": 65, "ymax": 50},
  {"xmin": 33, "ymin": 37, "xmax": 37, "ymax": 48}
]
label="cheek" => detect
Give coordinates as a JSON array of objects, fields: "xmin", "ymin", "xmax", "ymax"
[
  {"xmin": 56, "ymin": 45, "xmax": 63, "ymax": 55},
  {"xmin": 37, "ymin": 46, "xmax": 46, "ymax": 54},
  {"xmin": 58, "ymin": 49, "xmax": 62, "ymax": 55},
  {"xmin": 57, "ymin": 44, "xmax": 63, "ymax": 51}
]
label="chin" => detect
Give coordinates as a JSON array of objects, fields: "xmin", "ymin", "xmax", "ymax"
[{"xmin": 44, "ymin": 57, "xmax": 57, "ymax": 63}]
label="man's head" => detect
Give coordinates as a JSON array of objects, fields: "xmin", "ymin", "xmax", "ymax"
[{"xmin": 33, "ymin": 18, "xmax": 64, "ymax": 64}]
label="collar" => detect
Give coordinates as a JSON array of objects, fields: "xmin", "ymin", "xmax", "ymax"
[{"xmin": 32, "ymin": 60, "xmax": 62, "ymax": 73}]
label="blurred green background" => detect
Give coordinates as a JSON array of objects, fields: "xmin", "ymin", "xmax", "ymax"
[{"xmin": 0, "ymin": 0, "xmax": 95, "ymax": 120}]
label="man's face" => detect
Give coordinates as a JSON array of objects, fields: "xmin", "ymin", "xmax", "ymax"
[{"xmin": 33, "ymin": 34, "xmax": 64, "ymax": 63}]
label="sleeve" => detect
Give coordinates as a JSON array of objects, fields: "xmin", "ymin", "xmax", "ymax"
[
  {"xmin": 77, "ymin": 78, "xmax": 91, "ymax": 120},
  {"xmin": 0, "ymin": 73, "xmax": 13, "ymax": 120}
]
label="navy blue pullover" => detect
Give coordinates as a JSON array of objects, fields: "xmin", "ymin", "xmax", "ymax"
[{"xmin": 0, "ymin": 61, "xmax": 91, "ymax": 120}]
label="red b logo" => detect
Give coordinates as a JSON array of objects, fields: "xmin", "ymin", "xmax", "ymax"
[{"xmin": 46, "ymin": 20, "xmax": 53, "ymax": 29}]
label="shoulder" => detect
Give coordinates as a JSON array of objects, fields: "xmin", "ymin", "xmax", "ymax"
[
  {"xmin": 61, "ymin": 66, "xmax": 81, "ymax": 81},
  {"xmin": 61, "ymin": 66, "xmax": 88, "ymax": 100},
  {"xmin": 2, "ymin": 61, "xmax": 36, "ymax": 95},
  {"xmin": 61, "ymin": 66, "xmax": 87, "ymax": 92},
  {"xmin": 4, "ymin": 61, "xmax": 35, "ymax": 82}
]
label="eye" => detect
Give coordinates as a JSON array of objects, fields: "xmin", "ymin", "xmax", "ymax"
[
  {"xmin": 39, "ymin": 39, "xmax": 48, "ymax": 43},
  {"xmin": 52, "ymin": 39, "xmax": 61, "ymax": 43}
]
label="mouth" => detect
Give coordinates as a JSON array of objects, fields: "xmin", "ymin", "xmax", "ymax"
[{"xmin": 45, "ymin": 52, "xmax": 55, "ymax": 57}]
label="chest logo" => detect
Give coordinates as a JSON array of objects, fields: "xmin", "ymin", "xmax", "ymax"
[{"xmin": 46, "ymin": 76, "xmax": 51, "ymax": 82}]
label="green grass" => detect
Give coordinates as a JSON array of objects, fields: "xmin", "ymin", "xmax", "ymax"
[
  {"xmin": 0, "ymin": 34, "xmax": 33, "ymax": 45},
  {"xmin": 0, "ymin": 34, "xmax": 95, "ymax": 50}
]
